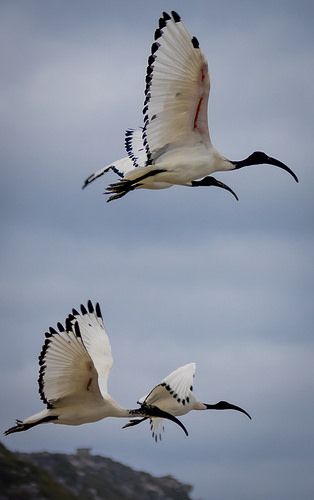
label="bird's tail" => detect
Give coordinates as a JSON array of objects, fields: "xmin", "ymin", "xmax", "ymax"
[
  {"xmin": 4, "ymin": 415, "xmax": 58, "ymax": 436},
  {"xmin": 122, "ymin": 417, "xmax": 165, "ymax": 442}
]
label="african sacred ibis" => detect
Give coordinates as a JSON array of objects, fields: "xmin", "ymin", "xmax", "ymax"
[
  {"xmin": 4, "ymin": 301, "xmax": 187, "ymax": 437},
  {"xmin": 83, "ymin": 10, "xmax": 298, "ymax": 202},
  {"xmin": 123, "ymin": 362, "xmax": 251, "ymax": 441},
  {"xmin": 4, "ymin": 301, "xmax": 250, "ymax": 440}
]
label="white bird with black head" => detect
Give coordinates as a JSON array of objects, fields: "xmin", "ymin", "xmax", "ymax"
[
  {"xmin": 123, "ymin": 362, "xmax": 251, "ymax": 442},
  {"xmin": 83, "ymin": 10, "xmax": 298, "ymax": 202}
]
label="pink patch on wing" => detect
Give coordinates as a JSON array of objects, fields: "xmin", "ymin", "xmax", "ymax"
[{"xmin": 194, "ymin": 97, "xmax": 203, "ymax": 130}]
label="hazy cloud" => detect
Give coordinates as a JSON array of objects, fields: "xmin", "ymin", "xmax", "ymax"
[{"xmin": 1, "ymin": 1, "xmax": 313, "ymax": 499}]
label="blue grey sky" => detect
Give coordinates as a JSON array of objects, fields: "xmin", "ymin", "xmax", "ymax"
[{"xmin": 1, "ymin": 1, "xmax": 314, "ymax": 499}]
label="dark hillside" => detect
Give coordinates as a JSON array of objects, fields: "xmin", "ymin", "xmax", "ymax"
[{"xmin": 0, "ymin": 443, "xmax": 192, "ymax": 500}]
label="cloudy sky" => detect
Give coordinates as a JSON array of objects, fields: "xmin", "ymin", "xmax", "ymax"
[{"xmin": 1, "ymin": 0, "xmax": 314, "ymax": 498}]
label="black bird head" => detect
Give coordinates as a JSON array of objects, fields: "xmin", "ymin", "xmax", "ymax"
[
  {"xmin": 232, "ymin": 151, "xmax": 298, "ymax": 182},
  {"xmin": 204, "ymin": 400, "xmax": 252, "ymax": 419}
]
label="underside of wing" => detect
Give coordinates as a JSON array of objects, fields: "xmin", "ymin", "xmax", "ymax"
[
  {"xmin": 143, "ymin": 363, "xmax": 196, "ymax": 408},
  {"xmin": 38, "ymin": 319, "xmax": 101, "ymax": 409},
  {"xmin": 137, "ymin": 363, "xmax": 196, "ymax": 440},
  {"xmin": 68, "ymin": 301, "xmax": 113, "ymax": 397},
  {"xmin": 142, "ymin": 11, "xmax": 211, "ymax": 164},
  {"xmin": 125, "ymin": 128, "xmax": 148, "ymax": 168}
]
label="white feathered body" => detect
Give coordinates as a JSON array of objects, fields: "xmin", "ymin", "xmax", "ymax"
[
  {"xmin": 124, "ymin": 145, "xmax": 233, "ymax": 188},
  {"xmin": 22, "ymin": 397, "xmax": 129, "ymax": 427}
]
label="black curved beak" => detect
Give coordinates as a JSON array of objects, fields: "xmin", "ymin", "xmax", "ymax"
[
  {"xmin": 146, "ymin": 406, "xmax": 189, "ymax": 436},
  {"xmin": 210, "ymin": 178, "xmax": 239, "ymax": 201},
  {"xmin": 125, "ymin": 404, "xmax": 189, "ymax": 436},
  {"xmin": 191, "ymin": 176, "xmax": 239, "ymax": 200},
  {"xmin": 205, "ymin": 400, "xmax": 252, "ymax": 420},
  {"xmin": 265, "ymin": 156, "xmax": 299, "ymax": 183}
]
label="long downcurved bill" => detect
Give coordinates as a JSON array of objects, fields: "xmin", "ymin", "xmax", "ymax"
[
  {"xmin": 266, "ymin": 156, "xmax": 299, "ymax": 183},
  {"xmin": 211, "ymin": 179, "xmax": 239, "ymax": 200},
  {"xmin": 206, "ymin": 401, "xmax": 252, "ymax": 420},
  {"xmin": 123, "ymin": 405, "xmax": 188, "ymax": 436},
  {"xmin": 224, "ymin": 402, "xmax": 252, "ymax": 420}
]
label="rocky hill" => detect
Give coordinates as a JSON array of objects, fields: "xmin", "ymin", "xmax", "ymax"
[{"xmin": 0, "ymin": 442, "xmax": 192, "ymax": 500}]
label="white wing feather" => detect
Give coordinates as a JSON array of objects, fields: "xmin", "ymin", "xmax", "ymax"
[
  {"xmin": 68, "ymin": 302, "xmax": 113, "ymax": 398},
  {"xmin": 142, "ymin": 11, "xmax": 211, "ymax": 164},
  {"xmin": 139, "ymin": 363, "xmax": 196, "ymax": 440},
  {"xmin": 38, "ymin": 313, "xmax": 103, "ymax": 408}
]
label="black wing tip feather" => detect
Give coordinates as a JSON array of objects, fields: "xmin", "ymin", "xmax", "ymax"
[
  {"xmin": 154, "ymin": 28, "xmax": 162, "ymax": 41},
  {"xmin": 191, "ymin": 36, "xmax": 199, "ymax": 49},
  {"xmin": 151, "ymin": 42, "xmax": 159, "ymax": 54},
  {"xmin": 80, "ymin": 303, "xmax": 87, "ymax": 315},
  {"xmin": 95, "ymin": 302, "xmax": 103, "ymax": 320},
  {"xmin": 87, "ymin": 300, "xmax": 94, "ymax": 313},
  {"xmin": 171, "ymin": 11, "xmax": 181, "ymax": 22},
  {"xmin": 65, "ymin": 317, "xmax": 72, "ymax": 331},
  {"xmin": 74, "ymin": 321, "xmax": 82, "ymax": 338},
  {"xmin": 158, "ymin": 17, "xmax": 166, "ymax": 29},
  {"xmin": 57, "ymin": 322, "xmax": 64, "ymax": 332}
]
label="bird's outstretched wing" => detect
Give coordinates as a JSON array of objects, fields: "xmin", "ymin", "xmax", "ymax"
[
  {"xmin": 38, "ymin": 301, "xmax": 112, "ymax": 408},
  {"xmin": 142, "ymin": 362, "xmax": 196, "ymax": 406},
  {"xmin": 137, "ymin": 363, "xmax": 196, "ymax": 440},
  {"xmin": 142, "ymin": 11, "xmax": 211, "ymax": 165},
  {"xmin": 82, "ymin": 157, "xmax": 133, "ymax": 189},
  {"xmin": 67, "ymin": 301, "xmax": 113, "ymax": 397}
]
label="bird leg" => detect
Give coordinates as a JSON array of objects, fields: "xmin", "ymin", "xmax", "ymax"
[
  {"xmin": 122, "ymin": 417, "xmax": 147, "ymax": 429},
  {"xmin": 4, "ymin": 415, "xmax": 58, "ymax": 436}
]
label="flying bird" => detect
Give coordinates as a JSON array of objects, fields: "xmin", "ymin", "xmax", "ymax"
[
  {"xmin": 4, "ymin": 301, "xmax": 187, "ymax": 437},
  {"xmin": 123, "ymin": 362, "xmax": 251, "ymax": 441},
  {"xmin": 4, "ymin": 301, "xmax": 250, "ymax": 440},
  {"xmin": 83, "ymin": 10, "xmax": 298, "ymax": 202}
]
